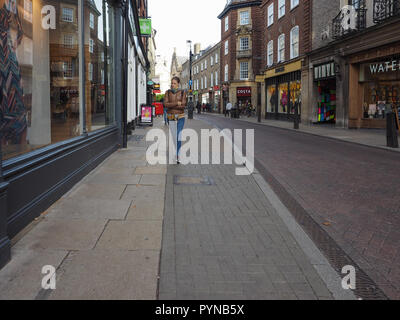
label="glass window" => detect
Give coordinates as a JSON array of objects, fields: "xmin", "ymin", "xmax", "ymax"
[
  {"xmin": 278, "ymin": 34, "xmax": 285, "ymax": 62},
  {"xmin": 211, "ymin": 56, "xmax": 214, "ymax": 66},
  {"xmin": 205, "ymin": 60, "xmax": 207, "ymax": 69},
  {"xmin": 90, "ymin": 13, "xmax": 94, "ymax": 29},
  {"xmin": 291, "ymin": 0, "xmax": 299, "ymax": 9},
  {"xmin": 0, "ymin": 0, "xmax": 115, "ymax": 160},
  {"xmin": 201, "ymin": 78, "xmax": 203, "ymax": 89},
  {"xmin": 205, "ymin": 76, "xmax": 207, "ymax": 88},
  {"xmin": 89, "ymin": 38, "xmax": 94, "ymax": 53},
  {"xmin": 225, "ymin": 16, "xmax": 229, "ymax": 31},
  {"xmin": 211, "ymin": 73, "xmax": 214, "ymax": 87},
  {"xmin": 240, "ymin": 11, "xmax": 249, "ymax": 25},
  {"xmin": 225, "ymin": 64, "xmax": 228, "ymax": 82},
  {"xmin": 278, "ymin": 0, "xmax": 285, "ymax": 18},
  {"xmin": 215, "ymin": 53, "xmax": 218, "ymax": 63},
  {"xmin": 225, "ymin": 40, "xmax": 229, "ymax": 55},
  {"xmin": 215, "ymin": 71, "xmax": 218, "ymax": 85},
  {"xmin": 267, "ymin": 40, "xmax": 273, "ymax": 66},
  {"xmin": 290, "ymin": 26, "xmax": 299, "ymax": 59},
  {"xmin": 62, "ymin": 7, "xmax": 74, "ymax": 22},
  {"xmin": 278, "ymin": 83, "xmax": 289, "ymax": 113},
  {"xmin": 240, "ymin": 37, "xmax": 249, "ymax": 51},
  {"xmin": 240, "ymin": 62, "xmax": 249, "ymax": 80},
  {"xmin": 289, "ymin": 80, "xmax": 301, "ymax": 114},
  {"xmin": 267, "ymin": 85, "xmax": 277, "ymax": 113},
  {"xmin": 268, "ymin": 3, "xmax": 274, "ymax": 26}
]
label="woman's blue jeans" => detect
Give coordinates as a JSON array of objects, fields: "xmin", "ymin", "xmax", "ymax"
[{"xmin": 169, "ymin": 117, "xmax": 185, "ymax": 157}]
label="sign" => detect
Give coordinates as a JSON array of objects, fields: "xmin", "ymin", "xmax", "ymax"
[
  {"xmin": 369, "ymin": 59, "xmax": 400, "ymax": 74},
  {"xmin": 275, "ymin": 66, "xmax": 285, "ymax": 73},
  {"xmin": 314, "ymin": 62, "xmax": 336, "ymax": 81},
  {"xmin": 213, "ymin": 86, "xmax": 220, "ymax": 91},
  {"xmin": 147, "ymin": 80, "xmax": 154, "ymax": 86},
  {"xmin": 189, "ymin": 80, "xmax": 193, "ymax": 86},
  {"xmin": 193, "ymin": 91, "xmax": 198, "ymax": 95},
  {"xmin": 237, "ymin": 87, "xmax": 251, "ymax": 97},
  {"xmin": 140, "ymin": 105, "xmax": 153, "ymax": 124},
  {"xmin": 153, "ymin": 89, "xmax": 161, "ymax": 94},
  {"xmin": 139, "ymin": 18, "xmax": 152, "ymax": 36}
]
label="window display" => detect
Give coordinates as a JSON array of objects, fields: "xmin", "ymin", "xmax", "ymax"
[
  {"xmin": 267, "ymin": 85, "xmax": 277, "ymax": 113},
  {"xmin": 278, "ymin": 83, "xmax": 288, "ymax": 113},
  {"xmin": 0, "ymin": 0, "xmax": 115, "ymax": 160},
  {"xmin": 289, "ymin": 80, "xmax": 301, "ymax": 114},
  {"xmin": 316, "ymin": 79, "xmax": 336, "ymax": 123}
]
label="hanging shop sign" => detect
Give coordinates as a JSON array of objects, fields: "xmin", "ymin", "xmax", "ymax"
[
  {"xmin": 314, "ymin": 62, "xmax": 336, "ymax": 81},
  {"xmin": 213, "ymin": 86, "xmax": 220, "ymax": 91},
  {"xmin": 237, "ymin": 87, "xmax": 251, "ymax": 97},
  {"xmin": 139, "ymin": 18, "xmax": 152, "ymax": 37}
]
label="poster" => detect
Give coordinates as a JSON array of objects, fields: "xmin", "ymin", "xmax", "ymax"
[{"xmin": 141, "ymin": 106, "xmax": 152, "ymax": 123}]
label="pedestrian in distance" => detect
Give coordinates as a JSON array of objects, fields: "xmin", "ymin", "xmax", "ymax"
[
  {"xmin": 225, "ymin": 101, "xmax": 232, "ymax": 118},
  {"xmin": 164, "ymin": 77, "xmax": 187, "ymax": 164}
]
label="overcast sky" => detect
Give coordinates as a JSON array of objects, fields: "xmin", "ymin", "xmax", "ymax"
[{"xmin": 148, "ymin": 0, "xmax": 227, "ymax": 64}]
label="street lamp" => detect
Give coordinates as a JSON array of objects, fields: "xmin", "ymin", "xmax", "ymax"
[{"xmin": 186, "ymin": 40, "xmax": 194, "ymax": 119}]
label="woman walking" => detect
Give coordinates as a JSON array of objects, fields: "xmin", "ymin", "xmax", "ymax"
[{"xmin": 164, "ymin": 77, "xmax": 186, "ymax": 164}]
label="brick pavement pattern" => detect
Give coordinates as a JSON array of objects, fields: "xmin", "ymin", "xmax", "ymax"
[
  {"xmin": 158, "ymin": 119, "xmax": 334, "ymax": 300},
  {"xmin": 199, "ymin": 113, "xmax": 400, "ymax": 300}
]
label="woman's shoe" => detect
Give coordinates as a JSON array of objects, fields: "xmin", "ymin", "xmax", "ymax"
[{"xmin": 177, "ymin": 157, "xmax": 180, "ymax": 164}]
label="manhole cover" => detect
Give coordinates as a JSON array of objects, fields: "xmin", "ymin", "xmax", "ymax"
[
  {"xmin": 129, "ymin": 135, "xmax": 145, "ymax": 142},
  {"xmin": 174, "ymin": 175, "xmax": 214, "ymax": 186}
]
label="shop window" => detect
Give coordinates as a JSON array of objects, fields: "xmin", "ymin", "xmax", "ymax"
[
  {"xmin": 240, "ymin": 11, "xmax": 249, "ymax": 25},
  {"xmin": 290, "ymin": 26, "xmax": 299, "ymax": 59},
  {"xmin": 267, "ymin": 40, "xmax": 273, "ymax": 66},
  {"xmin": 278, "ymin": 83, "xmax": 289, "ymax": 113},
  {"xmin": 62, "ymin": 7, "xmax": 74, "ymax": 23},
  {"xmin": 240, "ymin": 37, "xmax": 249, "ymax": 51},
  {"xmin": 316, "ymin": 79, "xmax": 336, "ymax": 122},
  {"xmin": 240, "ymin": 62, "xmax": 249, "ymax": 80},
  {"xmin": 278, "ymin": 0, "xmax": 285, "ymax": 19},
  {"xmin": 268, "ymin": 3, "xmax": 274, "ymax": 26},
  {"xmin": 267, "ymin": 85, "xmax": 277, "ymax": 113},
  {"xmin": 278, "ymin": 34, "xmax": 285, "ymax": 63},
  {"xmin": 1, "ymin": 0, "xmax": 115, "ymax": 160},
  {"xmin": 289, "ymin": 80, "xmax": 301, "ymax": 114}
]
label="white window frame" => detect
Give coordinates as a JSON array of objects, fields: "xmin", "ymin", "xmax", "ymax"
[
  {"xmin": 63, "ymin": 34, "xmax": 74, "ymax": 48},
  {"xmin": 89, "ymin": 38, "xmax": 94, "ymax": 53},
  {"xmin": 225, "ymin": 40, "xmax": 229, "ymax": 55},
  {"xmin": 267, "ymin": 40, "xmax": 273, "ymax": 66},
  {"xmin": 88, "ymin": 63, "xmax": 93, "ymax": 81},
  {"xmin": 62, "ymin": 7, "xmax": 74, "ymax": 23},
  {"xmin": 278, "ymin": 0, "xmax": 285, "ymax": 19},
  {"xmin": 278, "ymin": 34, "xmax": 285, "ymax": 63},
  {"xmin": 63, "ymin": 61, "xmax": 73, "ymax": 79},
  {"xmin": 90, "ymin": 13, "xmax": 95, "ymax": 29},
  {"xmin": 240, "ymin": 62, "xmax": 249, "ymax": 80},
  {"xmin": 290, "ymin": 26, "xmax": 299, "ymax": 59},
  {"xmin": 268, "ymin": 3, "xmax": 274, "ymax": 27},
  {"xmin": 24, "ymin": 0, "xmax": 32, "ymax": 22},
  {"xmin": 211, "ymin": 73, "xmax": 214, "ymax": 87},
  {"xmin": 205, "ymin": 76, "xmax": 207, "ymax": 88},
  {"xmin": 201, "ymin": 77, "xmax": 203, "ymax": 89},
  {"xmin": 215, "ymin": 71, "xmax": 218, "ymax": 85},
  {"xmin": 240, "ymin": 37, "xmax": 249, "ymax": 51},
  {"xmin": 215, "ymin": 53, "xmax": 218, "ymax": 64},
  {"xmin": 291, "ymin": 0, "xmax": 299, "ymax": 9},
  {"xmin": 225, "ymin": 16, "xmax": 229, "ymax": 31},
  {"xmin": 240, "ymin": 11, "xmax": 249, "ymax": 25},
  {"xmin": 224, "ymin": 64, "xmax": 228, "ymax": 82}
]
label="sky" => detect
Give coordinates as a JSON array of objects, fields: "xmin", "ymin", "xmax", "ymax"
[{"xmin": 148, "ymin": 0, "xmax": 227, "ymax": 65}]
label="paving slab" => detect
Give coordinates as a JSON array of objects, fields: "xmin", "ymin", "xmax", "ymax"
[
  {"xmin": 84, "ymin": 172, "xmax": 142, "ymax": 185},
  {"xmin": 126, "ymin": 199, "xmax": 164, "ymax": 220},
  {"xmin": 95, "ymin": 220, "xmax": 163, "ymax": 251},
  {"xmin": 47, "ymin": 250, "xmax": 159, "ymax": 300},
  {"xmin": 134, "ymin": 166, "xmax": 167, "ymax": 175},
  {"xmin": 139, "ymin": 174, "xmax": 166, "ymax": 186},
  {"xmin": 46, "ymin": 198, "xmax": 131, "ymax": 220},
  {"xmin": 66, "ymin": 183, "xmax": 126, "ymax": 200},
  {"xmin": 121, "ymin": 185, "xmax": 165, "ymax": 201},
  {"xmin": 13, "ymin": 217, "xmax": 107, "ymax": 251},
  {"xmin": 0, "ymin": 249, "xmax": 68, "ymax": 300}
]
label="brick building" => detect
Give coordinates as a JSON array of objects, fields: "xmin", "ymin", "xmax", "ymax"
[
  {"xmin": 192, "ymin": 43, "xmax": 221, "ymax": 111},
  {"xmin": 257, "ymin": 0, "xmax": 312, "ymax": 121},
  {"xmin": 304, "ymin": 0, "xmax": 400, "ymax": 129},
  {"xmin": 218, "ymin": 0, "xmax": 263, "ymax": 112}
]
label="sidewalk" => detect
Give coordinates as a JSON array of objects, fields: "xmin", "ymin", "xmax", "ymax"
[
  {"xmin": 209, "ymin": 113, "xmax": 400, "ymax": 153},
  {"xmin": 0, "ymin": 117, "xmax": 355, "ymax": 300},
  {"xmin": 0, "ymin": 120, "xmax": 166, "ymax": 300}
]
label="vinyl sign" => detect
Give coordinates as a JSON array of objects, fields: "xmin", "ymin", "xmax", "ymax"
[{"xmin": 237, "ymin": 87, "xmax": 251, "ymax": 97}]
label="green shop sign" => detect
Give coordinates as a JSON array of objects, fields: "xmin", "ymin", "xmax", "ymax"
[{"xmin": 139, "ymin": 19, "xmax": 152, "ymax": 36}]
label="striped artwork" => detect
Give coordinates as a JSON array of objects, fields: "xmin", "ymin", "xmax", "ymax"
[{"xmin": 0, "ymin": 4, "xmax": 27, "ymax": 144}]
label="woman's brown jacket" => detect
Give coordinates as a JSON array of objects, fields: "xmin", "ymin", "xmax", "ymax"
[{"xmin": 164, "ymin": 90, "xmax": 187, "ymax": 115}]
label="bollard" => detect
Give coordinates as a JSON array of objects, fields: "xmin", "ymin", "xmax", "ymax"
[
  {"xmin": 386, "ymin": 112, "xmax": 399, "ymax": 148},
  {"xmin": 188, "ymin": 101, "xmax": 194, "ymax": 120},
  {"xmin": 294, "ymin": 105, "xmax": 300, "ymax": 130}
]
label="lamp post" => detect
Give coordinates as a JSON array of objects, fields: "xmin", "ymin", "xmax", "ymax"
[{"xmin": 187, "ymin": 40, "xmax": 194, "ymax": 120}]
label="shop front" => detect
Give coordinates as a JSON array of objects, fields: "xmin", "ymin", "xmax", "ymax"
[
  {"xmin": 237, "ymin": 87, "xmax": 252, "ymax": 111},
  {"xmin": 213, "ymin": 86, "xmax": 220, "ymax": 112},
  {"xmin": 264, "ymin": 61, "xmax": 302, "ymax": 121},
  {"xmin": 348, "ymin": 45, "xmax": 400, "ymax": 129},
  {"xmin": 0, "ymin": 0, "xmax": 136, "ymax": 268},
  {"xmin": 313, "ymin": 61, "xmax": 337, "ymax": 124}
]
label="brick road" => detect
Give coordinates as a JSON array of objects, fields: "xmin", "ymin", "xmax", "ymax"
[
  {"xmin": 198, "ymin": 113, "xmax": 400, "ymax": 299},
  {"xmin": 158, "ymin": 119, "xmax": 338, "ymax": 300}
]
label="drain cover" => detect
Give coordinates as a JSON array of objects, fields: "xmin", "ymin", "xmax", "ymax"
[{"xmin": 174, "ymin": 175, "xmax": 214, "ymax": 186}]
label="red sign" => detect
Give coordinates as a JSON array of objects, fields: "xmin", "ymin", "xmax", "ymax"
[
  {"xmin": 153, "ymin": 89, "xmax": 161, "ymax": 94},
  {"xmin": 237, "ymin": 87, "xmax": 251, "ymax": 97},
  {"xmin": 213, "ymin": 86, "xmax": 220, "ymax": 91}
]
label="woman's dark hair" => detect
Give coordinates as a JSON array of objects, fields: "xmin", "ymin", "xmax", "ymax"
[{"xmin": 171, "ymin": 76, "xmax": 180, "ymax": 84}]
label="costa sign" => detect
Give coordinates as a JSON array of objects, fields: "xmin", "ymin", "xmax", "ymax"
[{"xmin": 237, "ymin": 87, "xmax": 251, "ymax": 97}]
